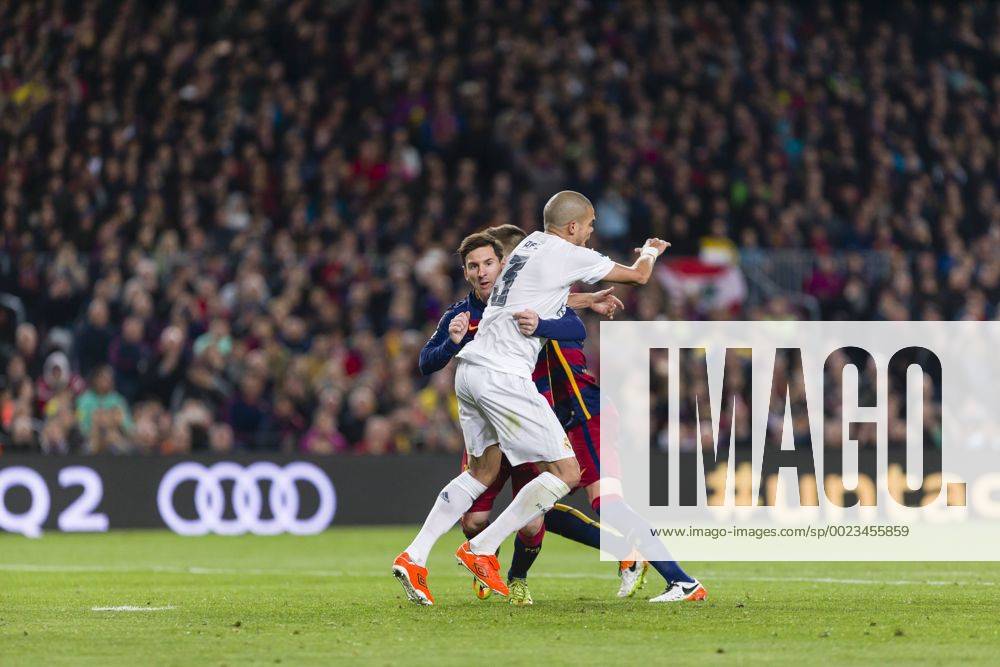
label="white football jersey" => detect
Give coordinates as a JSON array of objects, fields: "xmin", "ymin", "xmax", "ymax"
[{"xmin": 456, "ymin": 231, "xmax": 614, "ymax": 378}]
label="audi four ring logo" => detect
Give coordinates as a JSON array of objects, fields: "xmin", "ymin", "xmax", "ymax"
[{"xmin": 156, "ymin": 461, "xmax": 337, "ymax": 536}]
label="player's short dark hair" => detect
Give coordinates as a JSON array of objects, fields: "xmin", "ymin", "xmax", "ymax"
[
  {"xmin": 457, "ymin": 232, "xmax": 503, "ymax": 264},
  {"xmin": 486, "ymin": 224, "xmax": 527, "ymax": 257}
]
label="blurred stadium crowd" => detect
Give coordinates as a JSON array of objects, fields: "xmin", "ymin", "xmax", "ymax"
[{"xmin": 0, "ymin": 1, "xmax": 997, "ymax": 455}]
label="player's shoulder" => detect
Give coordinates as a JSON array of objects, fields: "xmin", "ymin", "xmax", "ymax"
[
  {"xmin": 450, "ymin": 295, "xmax": 471, "ymax": 310},
  {"xmin": 522, "ymin": 230, "xmax": 546, "ymax": 245},
  {"xmin": 510, "ymin": 231, "xmax": 547, "ymax": 255},
  {"xmin": 538, "ymin": 232, "xmax": 594, "ymax": 256},
  {"xmin": 443, "ymin": 297, "xmax": 470, "ymax": 316}
]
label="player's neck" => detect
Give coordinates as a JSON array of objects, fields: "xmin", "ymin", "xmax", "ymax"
[{"xmin": 544, "ymin": 228, "xmax": 576, "ymax": 245}]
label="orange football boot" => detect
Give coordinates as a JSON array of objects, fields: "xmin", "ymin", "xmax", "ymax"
[
  {"xmin": 392, "ymin": 552, "xmax": 434, "ymax": 605},
  {"xmin": 455, "ymin": 541, "xmax": 509, "ymax": 597}
]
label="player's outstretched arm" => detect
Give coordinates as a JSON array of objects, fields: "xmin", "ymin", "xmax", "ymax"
[
  {"xmin": 601, "ymin": 238, "xmax": 671, "ymax": 286},
  {"xmin": 418, "ymin": 310, "xmax": 469, "ymax": 375}
]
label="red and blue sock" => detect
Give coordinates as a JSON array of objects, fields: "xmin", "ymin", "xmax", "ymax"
[{"xmin": 507, "ymin": 527, "xmax": 544, "ymax": 581}]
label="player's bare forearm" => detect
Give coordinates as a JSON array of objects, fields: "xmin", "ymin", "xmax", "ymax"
[
  {"xmin": 566, "ymin": 293, "xmax": 589, "ymax": 310},
  {"xmin": 568, "ymin": 288, "xmax": 624, "ymax": 318},
  {"xmin": 604, "ymin": 254, "xmax": 655, "ymax": 285},
  {"xmin": 602, "ymin": 239, "xmax": 669, "ymax": 285},
  {"xmin": 630, "ymin": 254, "xmax": 656, "ymax": 285}
]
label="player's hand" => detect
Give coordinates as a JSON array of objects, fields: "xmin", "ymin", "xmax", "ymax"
[
  {"xmin": 449, "ymin": 311, "xmax": 471, "ymax": 344},
  {"xmin": 634, "ymin": 238, "xmax": 671, "ymax": 257},
  {"xmin": 513, "ymin": 309, "xmax": 540, "ymax": 336},
  {"xmin": 589, "ymin": 287, "xmax": 625, "ymax": 319}
]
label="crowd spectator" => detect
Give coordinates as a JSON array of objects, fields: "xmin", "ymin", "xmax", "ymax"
[
  {"xmin": 0, "ymin": 0, "xmax": 997, "ymax": 454},
  {"xmin": 75, "ymin": 365, "xmax": 132, "ymax": 453}
]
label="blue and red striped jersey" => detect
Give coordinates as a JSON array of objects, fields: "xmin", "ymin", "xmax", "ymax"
[{"xmin": 533, "ymin": 337, "xmax": 600, "ymax": 430}]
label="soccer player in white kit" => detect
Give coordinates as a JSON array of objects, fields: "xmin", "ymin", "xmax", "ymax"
[{"xmin": 393, "ymin": 191, "xmax": 670, "ymax": 604}]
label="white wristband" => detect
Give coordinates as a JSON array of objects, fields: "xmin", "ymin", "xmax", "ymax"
[{"xmin": 640, "ymin": 246, "xmax": 659, "ymax": 259}]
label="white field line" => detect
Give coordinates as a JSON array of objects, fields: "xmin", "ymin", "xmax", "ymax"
[
  {"xmin": 92, "ymin": 606, "xmax": 177, "ymax": 612},
  {"xmin": 0, "ymin": 563, "xmax": 995, "ymax": 586}
]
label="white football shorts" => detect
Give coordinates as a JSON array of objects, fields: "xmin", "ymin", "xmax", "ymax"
[{"xmin": 454, "ymin": 359, "xmax": 575, "ymax": 466}]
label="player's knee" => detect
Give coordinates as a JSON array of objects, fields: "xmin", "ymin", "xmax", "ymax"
[
  {"xmin": 467, "ymin": 449, "xmax": 501, "ymax": 486},
  {"xmin": 460, "ymin": 514, "xmax": 489, "ymax": 538},
  {"xmin": 542, "ymin": 457, "xmax": 581, "ymax": 490},
  {"xmin": 468, "ymin": 467, "xmax": 497, "ymax": 488},
  {"xmin": 559, "ymin": 459, "xmax": 582, "ymax": 489}
]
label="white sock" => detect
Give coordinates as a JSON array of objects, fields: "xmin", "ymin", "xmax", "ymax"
[
  {"xmin": 469, "ymin": 472, "xmax": 570, "ymax": 555},
  {"xmin": 405, "ymin": 472, "xmax": 487, "ymax": 567}
]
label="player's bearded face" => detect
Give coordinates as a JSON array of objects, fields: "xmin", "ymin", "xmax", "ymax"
[
  {"xmin": 463, "ymin": 246, "xmax": 502, "ymax": 301},
  {"xmin": 569, "ymin": 208, "xmax": 597, "ymax": 246}
]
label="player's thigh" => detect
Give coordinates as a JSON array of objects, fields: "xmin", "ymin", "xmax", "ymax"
[
  {"xmin": 456, "ymin": 389, "xmax": 500, "ymax": 462},
  {"xmin": 568, "ymin": 416, "xmax": 601, "ymax": 490},
  {"xmin": 479, "ymin": 373, "xmax": 575, "ymax": 466},
  {"xmin": 594, "ymin": 408, "xmax": 624, "ymax": 481},
  {"xmin": 467, "ymin": 443, "xmax": 502, "ymax": 472}
]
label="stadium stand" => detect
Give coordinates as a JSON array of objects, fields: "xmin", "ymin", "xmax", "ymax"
[{"xmin": 0, "ymin": 1, "xmax": 996, "ymax": 454}]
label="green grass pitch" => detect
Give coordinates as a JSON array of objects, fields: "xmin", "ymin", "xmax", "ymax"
[{"xmin": 1, "ymin": 527, "xmax": 998, "ymax": 665}]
